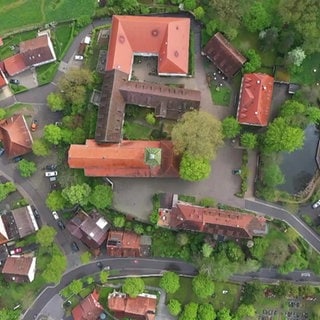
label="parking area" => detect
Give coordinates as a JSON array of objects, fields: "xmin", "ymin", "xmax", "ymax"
[{"xmin": 9, "ymin": 68, "xmax": 38, "ymax": 89}]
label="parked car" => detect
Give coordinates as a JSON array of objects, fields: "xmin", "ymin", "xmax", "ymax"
[
  {"xmin": 312, "ymin": 199, "xmax": 320, "ymax": 209},
  {"xmin": 31, "ymin": 205, "xmax": 40, "ymax": 219},
  {"xmin": 9, "ymin": 79, "xmax": 19, "ymax": 85},
  {"xmin": 232, "ymin": 169, "xmax": 241, "ymax": 175},
  {"xmin": 46, "ymin": 164, "xmax": 57, "ymax": 171},
  {"xmin": 45, "ymin": 171, "xmax": 58, "ymax": 177},
  {"xmin": 0, "ymin": 147, "xmax": 4, "ymax": 156},
  {"xmin": 57, "ymin": 220, "xmax": 65, "ymax": 230},
  {"xmin": 12, "ymin": 156, "xmax": 23, "ymax": 163},
  {"xmin": 49, "ymin": 176, "xmax": 57, "ymax": 182},
  {"xmin": 71, "ymin": 241, "xmax": 80, "ymax": 252},
  {"xmin": 52, "ymin": 211, "xmax": 59, "ymax": 220},
  {"xmin": 30, "ymin": 119, "xmax": 38, "ymax": 132},
  {"xmin": 10, "ymin": 247, "xmax": 22, "ymax": 255},
  {"xmin": 74, "ymin": 55, "xmax": 84, "ymax": 61}
]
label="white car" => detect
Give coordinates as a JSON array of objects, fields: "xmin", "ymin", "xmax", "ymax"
[
  {"xmin": 74, "ymin": 55, "xmax": 84, "ymax": 61},
  {"xmin": 45, "ymin": 171, "xmax": 58, "ymax": 177},
  {"xmin": 312, "ymin": 199, "xmax": 320, "ymax": 209},
  {"xmin": 52, "ymin": 211, "xmax": 59, "ymax": 220}
]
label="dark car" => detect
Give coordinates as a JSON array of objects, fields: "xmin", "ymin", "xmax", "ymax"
[
  {"xmin": 57, "ymin": 220, "xmax": 65, "ymax": 230},
  {"xmin": 9, "ymin": 79, "xmax": 19, "ymax": 85},
  {"xmin": 0, "ymin": 147, "xmax": 4, "ymax": 156},
  {"xmin": 13, "ymin": 156, "xmax": 23, "ymax": 163},
  {"xmin": 46, "ymin": 164, "xmax": 57, "ymax": 171},
  {"xmin": 96, "ymin": 261, "xmax": 103, "ymax": 270},
  {"xmin": 71, "ymin": 241, "xmax": 79, "ymax": 252},
  {"xmin": 31, "ymin": 205, "xmax": 40, "ymax": 219}
]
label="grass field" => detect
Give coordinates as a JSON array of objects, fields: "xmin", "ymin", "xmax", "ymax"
[{"xmin": 0, "ymin": 0, "xmax": 96, "ymax": 35}]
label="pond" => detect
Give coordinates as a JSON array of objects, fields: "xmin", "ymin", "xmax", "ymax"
[{"xmin": 279, "ymin": 124, "xmax": 319, "ymax": 194}]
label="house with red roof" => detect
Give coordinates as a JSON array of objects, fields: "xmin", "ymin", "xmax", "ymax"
[
  {"xmin": 68, "ymin": 139, "xmax": 180, "ymax": 178},
  {"xmin": 106, "ymin": 15, "xmax": 190, "ymax": 77},
  {"xmin": 237, "ymin": 73, "xmax": 274, "ymax": 126},
  {"xmin": 3, "ymin": 32, "xmax": 56, "ymax": 76},
  {"xmin": 108, "ymin": 291, "xmax": 157, "ymax": 320},
  {"xmin": 72, "ymin": 290, "xmax": 106, "ymax": 320},
  {"xmin": 158, "ymin": 194, "xmax": 267, "ymax": 239},
  {"xmin": 2, "ymin": 256, "xmax": 36, "ymax": 283},
  {"xmin": 0, "ymin": 69, "xmax": 7, "ymax": 89},
  {"xmin": 0, "ymin": 114, "xmax": 33, "ymax": 158}
]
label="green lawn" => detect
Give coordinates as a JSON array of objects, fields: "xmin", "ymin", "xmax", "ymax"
[
  {"xmin": 36, "ymin": 62, "xmax": 59, "ymax": 86},
  {"xmin": 53, "ymin": 22, "xmax": 75, "ymax": 60},
  {"xmin": 123, "ymin": 122, "xmax": 152, "ymax": 140},
  {"xmin": 210, "ymin": 85, "xmax": 231, "ymax": 106},
  {"xmin": 0, "ymin": 0, "xmax": 96, "ymax": 36},
  {"xmin": 4, "ymin": 103, "xmax": 34, "ymax": 118}
]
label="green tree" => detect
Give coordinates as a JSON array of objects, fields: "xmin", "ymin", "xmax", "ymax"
[
  {"xmin": 193, "ymin": 6, "xmax": 205, "ymax": 21},
  {"xmin": 241, "ymin": 282, "xmax": 263, "ymax": 304},
  {"xmin": 312, "ymin": 304, "xmax": 320, "ymax": 319},
  {"xmin": 133, "ymin": 223, "xmax": 144, "ymax": 235},
  {"xmin": 36, "ymin": 225, "xmax": 57, "ymax": 248},
  {"xmin": 0, "ymin": 108, "xmax": 6, "ymax": 120},
  {"xmin": 167, "ymin": 299, "xmax": 182, "ymax": 316},
  {"xmin": 122, "ymin": 277, "xmax": 145, "ymax": 297},
  {"xmin": 197, "ymin": 303, "xmax": 216, "ymax": 320},
  {"xmin": 179, "ymin": 302, "xmax": 198, "ymax": 320},
  {"xmin": 183, "ymin": 0, "xmax": 196, "ymax": 11},
  {"xmin": 250, "ymin": 238, "xmax": 269, "ymax": 261},
  {"xmin": 46, "ymin": 190, "xmax": 67, "ymax": 211},
  {"xmin": 243, "ymin": 2, "xmax": 271, "ymax": 32},
  {"xmin": 264, "ymin": 239, "xmax": 289, "ymax": 267},
  {"xmin": 192, "ymin": 274, "xmax": 215, "ymax": 298},
  {"xmin": 179, "ymin": 154, "xmax": 211, "ymax": 181},
  {"xmin": 100, "ymin": 270, "xmax": 109, "ymax": 284},
  {"xmin": 261, "ymin": 163, "xmax": 285, "ymax": 188},
  {"xmin": 69, "ymin": 279, "xmax": 83, "ymax": 295},
  {"xmin": 240, "ymin": 132, "xmax": 257, "ymax": 149},
  {"xmin": 42, "ymin": 246, "xmax": 67, "ymax": 283},
  {"xmin": 225, "ymin": 242, "xmax": 244, "ymax": 262},
  {"xmin": 202, "ymin": 243, "xmax": 213, "ymax": 258},
  {"xmin": 222, "ymin": 116, "xmax": 241, "ymax": 139},
  {"xmin": 305, "ymin": 106, "xmax": 320, "ymax": 124},
  {"xmin": 171, "ymin": 110, "xmax": 224, "ymax": 160},
  {"xmin": 44, "ymin": 124, "xmax": 62, "ymax": 145},
  {"xmin": 145, "ymin": 112, "xmax": 156, "ymax": 125},
  {"xmin": 217, "ymin": 307, "xmax": 232, "ymax": 320},
  {"xmin": 32, "ymin": 138, "xmax": 50, "ymax": 156},
  {"xmin": 198, "ymin": 197, "xmax": 216, "ymax": 207},
  {"xmin": 243, "ymin": 49, "xmax": 262, "ymax": 73},
  {"xmin": 262, "ymin": 117, "xmax": 305, "ymax": 153},
  {"xmin": 205, "ymin": 20, "xmax": 217, "ymax": 37},
  {"xmin": 236, "ymin": 304, "xmax": 256, "ymax": 319},
  {"xmin": 76, "ymin": 15, "xmax": 92, "ymax": 28},
  {"xmin": 176, "ymin": 233, "xmax": 189, "ymax": 246},
  {"xmin": 160, "ymin": 271, "xmax": 180, "ymax": 294},
  {"xmin": 0, "ymin": 182, "xmax": 16, "ymax": 202},
  {"xmin": 259, "ymin": 27, "xmax": 279, "ymax": 52},
  {"xmin": 47, "ymin": 92, "xmax": 65, "ymax": 111},
  {"xmin": 113, "ymin": 214, "xmax": 126, "ymax": 228},
  {"xmin": 80, "ymin": 251, "xmax": 92, "ymax": 264},
  {"xmin": 0, "ymin": 309, "xmax": 20, "ymax": 320},
  {"xmin": 299, "ymin": 284, "xmax": 316, "ymax": 297},
  {"xmin": 279, "ymin": 251, "xmax": 308, "ymax": 274},
  {"xmin": 288, "ymin": 47, "xmax": 306, "ymax": 67},
  {"xmin": 89, "ymin": 184, "xmax": 113, "ymax": 209},
  {"xmin": 62, "ymin": 183, "xmax": 91, "ymax": 206},
  {"xmin": 279, "ymin": 100, "xmax": 306, "ymax": 127},
  {"xmin": 17, "ymin": 159, "xmax": 37, "ymax": 177}
]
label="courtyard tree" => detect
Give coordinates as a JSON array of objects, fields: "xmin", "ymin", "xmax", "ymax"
[
  {"xmin": 240, "ymin": 132, "xmax": 257, "ymax": 149},
  {"xmin": 202, "ymin": 243, "xmax": 213, "ymax": 258},
  {"xmin": 176, "ymin": 233, "xmax": 189, "ymax": 246},
  {"xmin": 179, "ymin": 302, "xmax": 198, "ymax": 320},
  {"xmin": 243, "ymin": 2, "xmax": 271, "ymax": 32},
  {"xmin": 113, "ymin": 214, "xmax": 126, "ymax": 228},
  {"xmin": 46, "ymin": 190, "xmax": 67, "ymax": 211},
  {"xmin": 243, "ymin": 49, "xmax": 262, "ymax": 73},
  {"xmin": 145, "ymin": 112, "xmax": 156, "ymax": 125},
  {"xmin": 236, "ymin": 304, "xmax": 256, "ymax": 319},
  {"xmin": 62, "ymin": 183, "xmax": 91, "ymax": 206},
  {"xmin": 167, "ymin": 299, "xmax": 182, "ymax": 316},
  {"xmin": 89, "ymin": 184, "xmax": 113, "ymax": 209},
  {"xmin": 17, "ymin": 159, "xmax": 37, "ymax": 178},
  {"xmin": 32, "ymin": 138, "xmax": 50, "ymax": 156},
  {"xmin": 262, "ymin": 117, "xmax": 305, "ymax": 153},
  {"xmin": 179, "ymin": 154, "xmax": 211, "ymax": 181},
  {"xmin": 193, "ymin": 6, "xmax": 205, "ymax": 21},
  {"xmin": 160, "ymin": 271, "xmax": 180, "ymax": 294},
  {"xmin": 122, "ymin": 277, "xmax": 145, "ymax": 298},
  {"xmin": 183, "ymin": 0, "xmax": 197, "ymax": 11},
  {"xmin": 287, "ymin": 47, "xmax": 306, "ymax": 67},
  {"xmin": 100, "ymin": 270, "xmax": 109, "ymax": 284},
  {"xmin": 217, "ymin": 307, "xmax": 233, "ymax": 320},
  {"xmin": 222, "ymin": 116, "xmax": 241, "ymax": 139},
  {"xmin": 171, "ymin": 110, "xmax": 224, "ymax": 161},
  {"xmin": 47, "ymin": 92, "xmax": 65, "ymax": 112},
  {"xmin": 68, "ymin": 279, "xmax": 83, "ymax": 295},
  {"xmin": 197, "ymin": 303, "xmax": 216, "ymax": 320},
  {"xmin": 192, "ymin": 274, "xmax": 215, "ymax": 298},
  {"xmin": 44, "ymin": 124, "xmax": 62, "ymax": 145},
  {"xmin": 36, "ymin": 225, "xmax": 57, "ymax": 248},
  {"xmin": 0, "ymin": 182, "xmax": 16, "ymax": 202}
]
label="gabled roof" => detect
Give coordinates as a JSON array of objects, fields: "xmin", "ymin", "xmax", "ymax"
[
  {"xmin": 72, "ymin": 290, "xmax": 104, "ymax": 320},
  {"xmin": 237, "ymin": 73, "xmax": 274, "ymax": 126},
  {"xmin": 2, "ymin": 256, "xmax": 36, "ymax": 282},
  {"xmin": 159, "ymin": 201, "xmax": 267, "ymax": 239},
  {"xmin": 0, "ymin": 114, "xmax": 33, "ymax": 158},
  {"xmin": 20, "ymin": 34, "xmax": 56, "ymax": 67},
  {"xmin": 202, "ymin": 32, "xmax": 247, "ymax": 78},
  {"xmin": 95, "ymin": 69, "xmax": 200, "ymax": 143},
  {"xmin": 11, "ymin": 206, "xmax": 39, "ymax": 238},
  {"xmin": 3, "ymin": 54, "xmax": 28, "ymax": 76},
  {"xmin": 106, "ymin": 231, "xmax": 142, "ymax": 257},
  {"xmin": 0, "ymin": 70, "xmax": 7, "ymax": 88},
  {"xmin": 68, "ymin": 139, "xmax": 180, "ymax": 178},
  {"xmin": 106, "ymin": 15, "xmax": 190, "ymax": 76}
]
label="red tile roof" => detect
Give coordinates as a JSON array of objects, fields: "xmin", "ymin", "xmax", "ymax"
[
  {"xmin": 2, "ymin": 256, "xmax": 36, "ymax": 282},
  {"xmin": 3, "ymin": 53, "xmax": 28, "ymax": 76},
  {"xmin": 0, "ymin": 70, "xmax": 7, "ymax": 88},
  {"xmin": 202, "ymin": 32, "xmax": 247, "ymax": 78},
  {"xmin": 72, "ymin": 290, "xmax": 104, "ymax": 320},
  {"xmin": 0, "ymin": 114, "xmax": 33, "ymax": 158},
  {"xmin": 106, "ymin": 15, "xmax": 190, "ymax": 76},
  {"xmin": 237, "ymin": 73, "xmax": 274, "ymax": 126},
  {"xmin": 68, "ymin": 139, "xmax": 180, "ymax": 177},
  {"xmin": 108, "ymin": 292, "xmax": 157, "ymax": 320},
  {"xmin": 159, "ymin": 201, "xmax": 267, "ymax": 239},
  {"xmin": 106, "ymin": 231, "xmax": 141, "ymax": 257}
]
